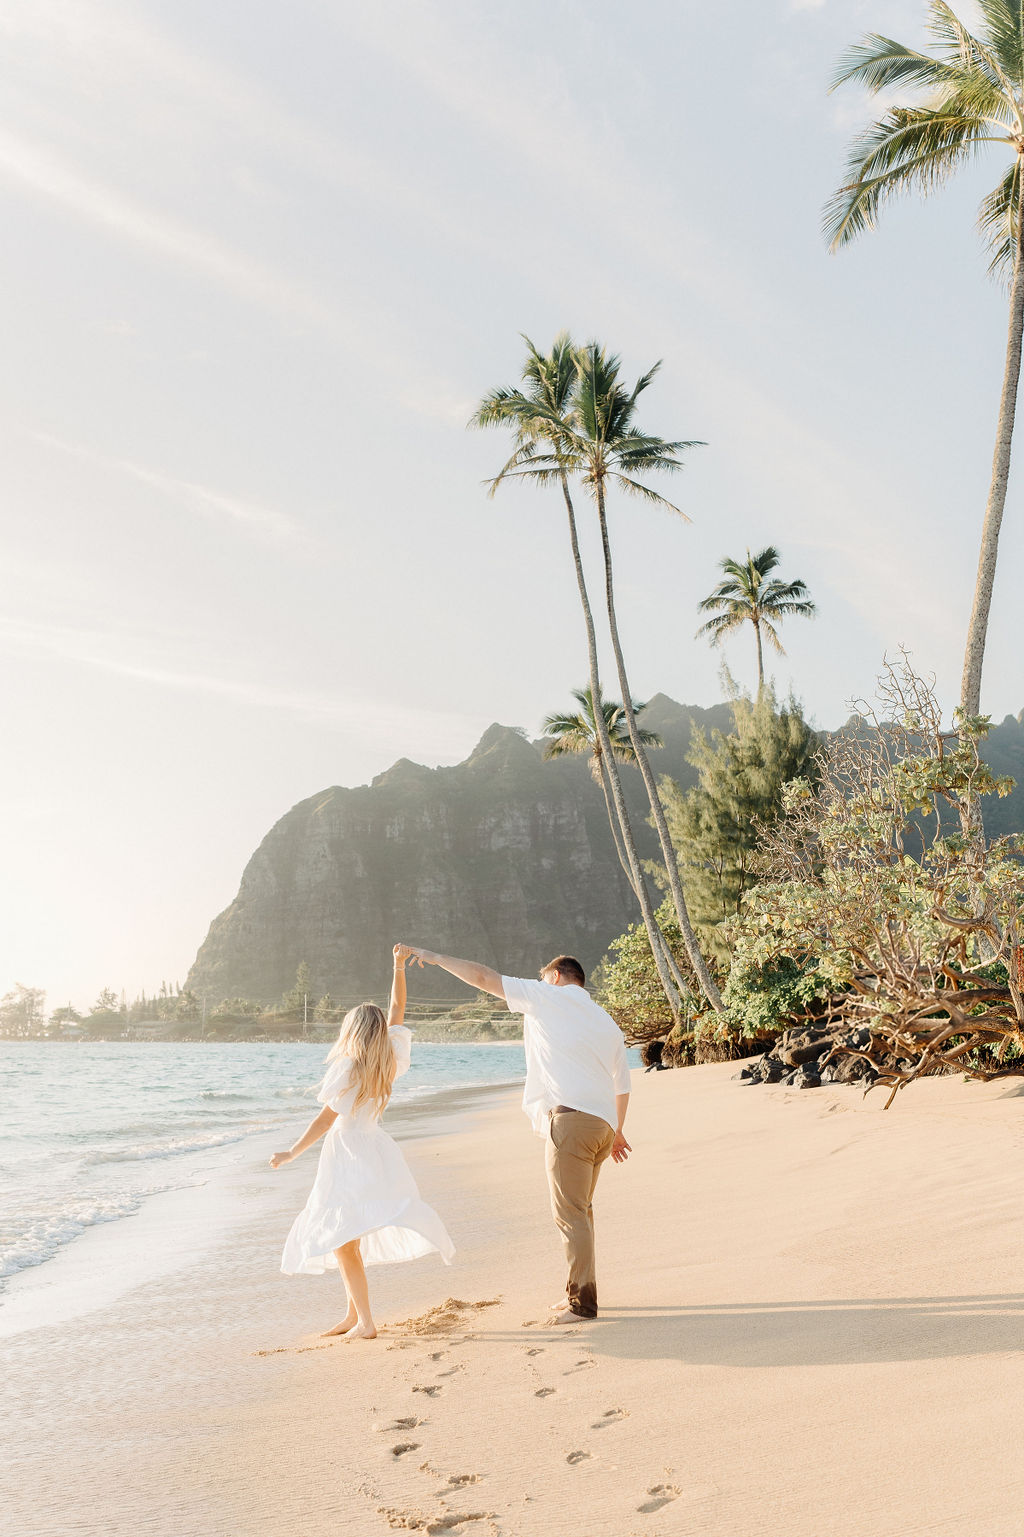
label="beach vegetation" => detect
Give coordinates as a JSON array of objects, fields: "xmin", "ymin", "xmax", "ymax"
[
  {"xmin": 0, "ymin": 983, "xmax": 47, "ymax": 1037},
  {"xmin": 725, "ymin": 657, "xmax": 1024, "ymax": 1102},
  {"xmin": 827, "ymin": 1, "xmax": 1024, "ymax": 716},
  {"xmin": 596, "ymin": 691, "xmax": 817, "ymax": 1049},
  {"xmin": 280, "ymin": 961, "xmax": 314, "ymax": 1015},
  {"xmin": 210, "ymin": 996, "xmax": 264, "ymax": 1020},
  {"xmin": 658, "ymin": 688, "xmax": 820, "ymax": 965}
]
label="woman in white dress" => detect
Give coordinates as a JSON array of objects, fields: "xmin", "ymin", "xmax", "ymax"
[{"xmin": 270, "ymin": 944, "xmax": 454, "ymax": 1340}]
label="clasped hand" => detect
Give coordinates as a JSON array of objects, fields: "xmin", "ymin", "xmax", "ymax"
[{"xmin": 395, "ymin": 943, "xmax": 438, "ymax": 968}]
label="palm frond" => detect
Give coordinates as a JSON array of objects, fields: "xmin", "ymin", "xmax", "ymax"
[
  {"xmin": 695, "ymin": 610, "xmax": 748, "ymax": 641},
  {"xmin": 830, "ymin": 32, "xmax": 961, "ymax": 93},
  {"xmin": 470, "ymin": 385, "xmax": 530, "ymax": 431},
  {"xmin": 760, "ymin": 619, "xmax": 786, "ymax": 656},
  {"xmin": 976, "ymin": 1, "xmax": 1024, "ymax": 83},
  {"xmin": 541, "ymin": 686, "xmax": 661, "ymax": 763},
  {"xmin": 607, "ymin": 726, "xmax": 662, "ymax": 760},
  {"xmin": 928, "ymin": 1, "xmax": 1019, "ymax": 108},
  {"xmin": 608, "ymin": 473, "xmax": 688, "ymax": 517},
  {"xmin": 748, "ymin": 545, "xmax": 781, "ymax": 575},
  {"xmin": 521, "ymin": 331, "xmax": 579, "ymax": 415},
  {"xmin": 824, "ymin": 106, "xmax": 996, "ymax": 249},
  {"xmin": 760, "ymin": 577, "xmax": 815, "ymax": 607},
  {"xmin": 979, "ymin": 156, "xmax": 1021, "ymax": 276},
  {"xmin": 763, "ymin": 599, "xmax": 817, "ymax": 619},
  {"xmin": 938, "ymin": 74, "xmax": 1019, "ymax": 126},
  {"xmin": 697, "ymin": 578, "xmax": 745, "ymax": 610},
  {"xmin": 484, "ymin": 439, "xmax": 539, "ymax": 497}
]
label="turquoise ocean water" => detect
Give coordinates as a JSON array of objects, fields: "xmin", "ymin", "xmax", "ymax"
[{"xmin": 0, "ymin": 1039, "xmax": 535, "ymax": 1291}]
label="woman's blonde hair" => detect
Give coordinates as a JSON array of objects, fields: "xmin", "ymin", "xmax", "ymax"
[{"xmin": 324, "ymin": 1003, "xmax": 396, "ymax": 1118}]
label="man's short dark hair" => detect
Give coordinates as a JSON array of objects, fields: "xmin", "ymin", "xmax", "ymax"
[{"xmin": 541, "ymin": 955, "xmax": 585, "ymax": 987}]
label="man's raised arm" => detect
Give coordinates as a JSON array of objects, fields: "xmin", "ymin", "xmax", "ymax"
[{"xmin": 404, "ymin": 946, "xmax": 506, "ymax": 1002}]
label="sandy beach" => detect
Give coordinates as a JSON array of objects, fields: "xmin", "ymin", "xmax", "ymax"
[{"xmin": 5, "ymin": 1061, "xmax": 1024, "ymax": 1537}]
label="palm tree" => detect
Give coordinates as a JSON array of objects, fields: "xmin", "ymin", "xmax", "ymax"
[
  {"xmin": 502, "ymin": 343, "xmax": 723, "ymax": 1012},
  {"xmin": 543, "ymin": 687, "xmax": 692, "ymax": 998},
  {"xmin": 696, "ymin": 547, "xmax": 815, "ymax": 690},
  {"xmin": 542, "ymin": 686, "xmax": 661, "ymax": 895},
  {"xmin": 471, "ymin": 337, "xmax": 688, "ymax": 1023},
  {"xmin": 825, "ymin": 1, "xmax": 1024, "ymax": 717}
]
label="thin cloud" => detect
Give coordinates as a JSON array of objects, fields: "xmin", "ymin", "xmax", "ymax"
[
  {"xmin": 30, "ymin": 430, "xmax": 302, "ymax": 545},
  {"xmin": 0, "ymin": 128, "xmax": 466, "ymax": 420},
  {"xmin": 0, "ymin": 616, "xmax": 490, "ymax": 762},
  {"xmin": 0, "ymin": 129, "xmax": 337, "ymax": 331}
]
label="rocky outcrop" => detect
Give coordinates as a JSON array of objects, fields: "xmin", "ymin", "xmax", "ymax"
[
  {"xmin": 186, "ymin": 699, "xmax": 731, "ymax": 1005},
  {"xmin": 735, "ymin": 1025, "xmax": 881, "ymax": 1090}
]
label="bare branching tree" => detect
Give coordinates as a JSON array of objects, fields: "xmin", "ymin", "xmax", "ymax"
[{"xmin": 731, "ymin": 655, "xmax": 1024, "ymax": 1105}]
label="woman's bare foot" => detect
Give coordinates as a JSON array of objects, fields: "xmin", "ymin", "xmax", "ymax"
[
  {"xmin": 550, "ymin": 1307, "xmax": 584, "ymax": 1326},
  {"xmin": 549, "ymin": 1299, "xmax": 569, "ymax": 1311},
  {"xmin": 322, "ymin": 1311, "xmax": 358, "ymax": 1336},
  {"xmin": 342, "ymin": 1321, "xmax": 377, "ymax": 1341}
]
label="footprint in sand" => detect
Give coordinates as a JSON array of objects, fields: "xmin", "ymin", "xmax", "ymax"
[
  {"xmin": 424, "ymin": 1515, "xmax": 490, "ymax": 1534},
  {"xmin": 394, "ymin": 1298, "xmax": 501, "ymax": 1340},
  {"xmin": 534, "ymin": 1387, "xmax": 555, "ymax": 1398},
  {"xmin": 637, "ymin": 1484, "xmax": 681, "ymax": 1514},
  {"xmin": 376, "ymin": 1417, "xmax": 421, "ymax": 1432},
  {"xmin": 413, "ymin": 1385, "xmax": 443, "ymax": 1397},
  {"xmin": 592, "ymin": 1407, "xmax": 629, "ymax": 1429},
  {"xmin": 445, "ymin": 1474, "xmax": 481, "ymax": 1488},
  {"xmin": 377, "ymin": 1507, "xmax": 490, "ymax": 1533},
  {"xmin": 565, "ymin": 1450, "xmax": 592, "ymax": 1465},
  {"xmin": 523, "ymin": 1347, "xmax": 543, "ymax": 1357},
  {"xmin": 390, "ymin": 1443, "xmax": 420, "ymax": 1459}
]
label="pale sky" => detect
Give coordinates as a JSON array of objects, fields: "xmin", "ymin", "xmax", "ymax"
[{"xmin": 2, "ymin": 0, "xmax": 1022, "ymax": 1010}]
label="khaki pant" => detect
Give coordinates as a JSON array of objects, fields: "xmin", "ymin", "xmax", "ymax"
[{"xmin": 545, "ymin": 1109, "xmax": 615, "ymax": 1318}]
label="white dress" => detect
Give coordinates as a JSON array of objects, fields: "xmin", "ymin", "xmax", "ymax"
[{"xmin": 280, "ymin": 1025, "xmax": 455, "ymax": 1273}]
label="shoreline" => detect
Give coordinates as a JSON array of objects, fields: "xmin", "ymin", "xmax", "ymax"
[
  {"xmin": 0, "ymin": 1076, "xmax": 523, "ymax": 1340},
  {"xmin": 5, "ymin": 1064, "xmax": 1024, "ymax": 1536},
  {"xmin": 0, "ymin": 1033, "xmax": 528, "ymax": 1046}
]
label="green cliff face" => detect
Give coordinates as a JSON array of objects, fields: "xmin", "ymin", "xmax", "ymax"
[
  {"xmin": 185, "ymin": 700, "xmax": 1024, "ymax": 1008},
  {"xmin": 184, "ymin": 698, "xmax": 732, "ymax": 1006}
]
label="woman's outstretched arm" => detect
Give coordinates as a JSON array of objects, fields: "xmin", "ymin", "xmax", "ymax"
[
  {"xmin": 387, "ymin": 943, "xmax": 413, "ymax": 1029},
  {"xmin": 403, "ymin": 946, "xmax": 505, "ymax": 1001},
  {"xmin": 269, "ymin": 1105, "xmax": 337, "ymax": 1168}
]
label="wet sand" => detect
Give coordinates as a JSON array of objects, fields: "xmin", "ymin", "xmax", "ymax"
[{"xmin": 4, "ymin": 1064, "xmax": 1024, "ymax": 1536}]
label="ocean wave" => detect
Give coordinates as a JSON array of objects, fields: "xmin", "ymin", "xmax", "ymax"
[
  {"xmin": 392, "ymin": 1076, "xmax": 523, "ymax": 1102},
  {"xmin": 197, "ymin": 1090, "xmax": 257, "ymax": 1101},
  {"xmin": 85, "ymin": 1124, "xmax": 277, "ymax": 1164},
  {"xmin": 0, "ymin": 1184, "xmax": 180, "ymax": 1281}
]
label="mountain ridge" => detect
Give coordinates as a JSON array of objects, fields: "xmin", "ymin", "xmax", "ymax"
[{"xmin": 186, "ymin": 696, "xmax": 1024, "ymax": 1005}]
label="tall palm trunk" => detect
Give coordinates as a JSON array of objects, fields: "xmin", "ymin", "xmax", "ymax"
[
  {"xmin": 961, "ymin": 162, "xmax": 1024, "ymax": 718},
  {"xmin": 753, "ymin": 619, "xmax": 765, "ymax": 692},
  {"xmin": 559, "ymin": 476, "xmax": 684, "ymax": 1024},
  {"xmin": 594, "ymin": 481, "xmax": 726, "ymax": 1014},
  {"xmin": 595, "ymin": 752, "xmax": 633, "ymax": 887},
  {"xmin": 595, "ymin": 754, "xmax": 692, "ymax": 1000}
]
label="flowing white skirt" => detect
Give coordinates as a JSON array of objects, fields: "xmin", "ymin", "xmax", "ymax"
[{"xmin": 281, "ymin": 1117, "xmax": 455, "ymax": 1273}]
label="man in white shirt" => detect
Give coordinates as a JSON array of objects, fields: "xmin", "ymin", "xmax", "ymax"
[{"xmin": 403, "ymin": 945, "xmax": 632, "ymax": 1324}]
